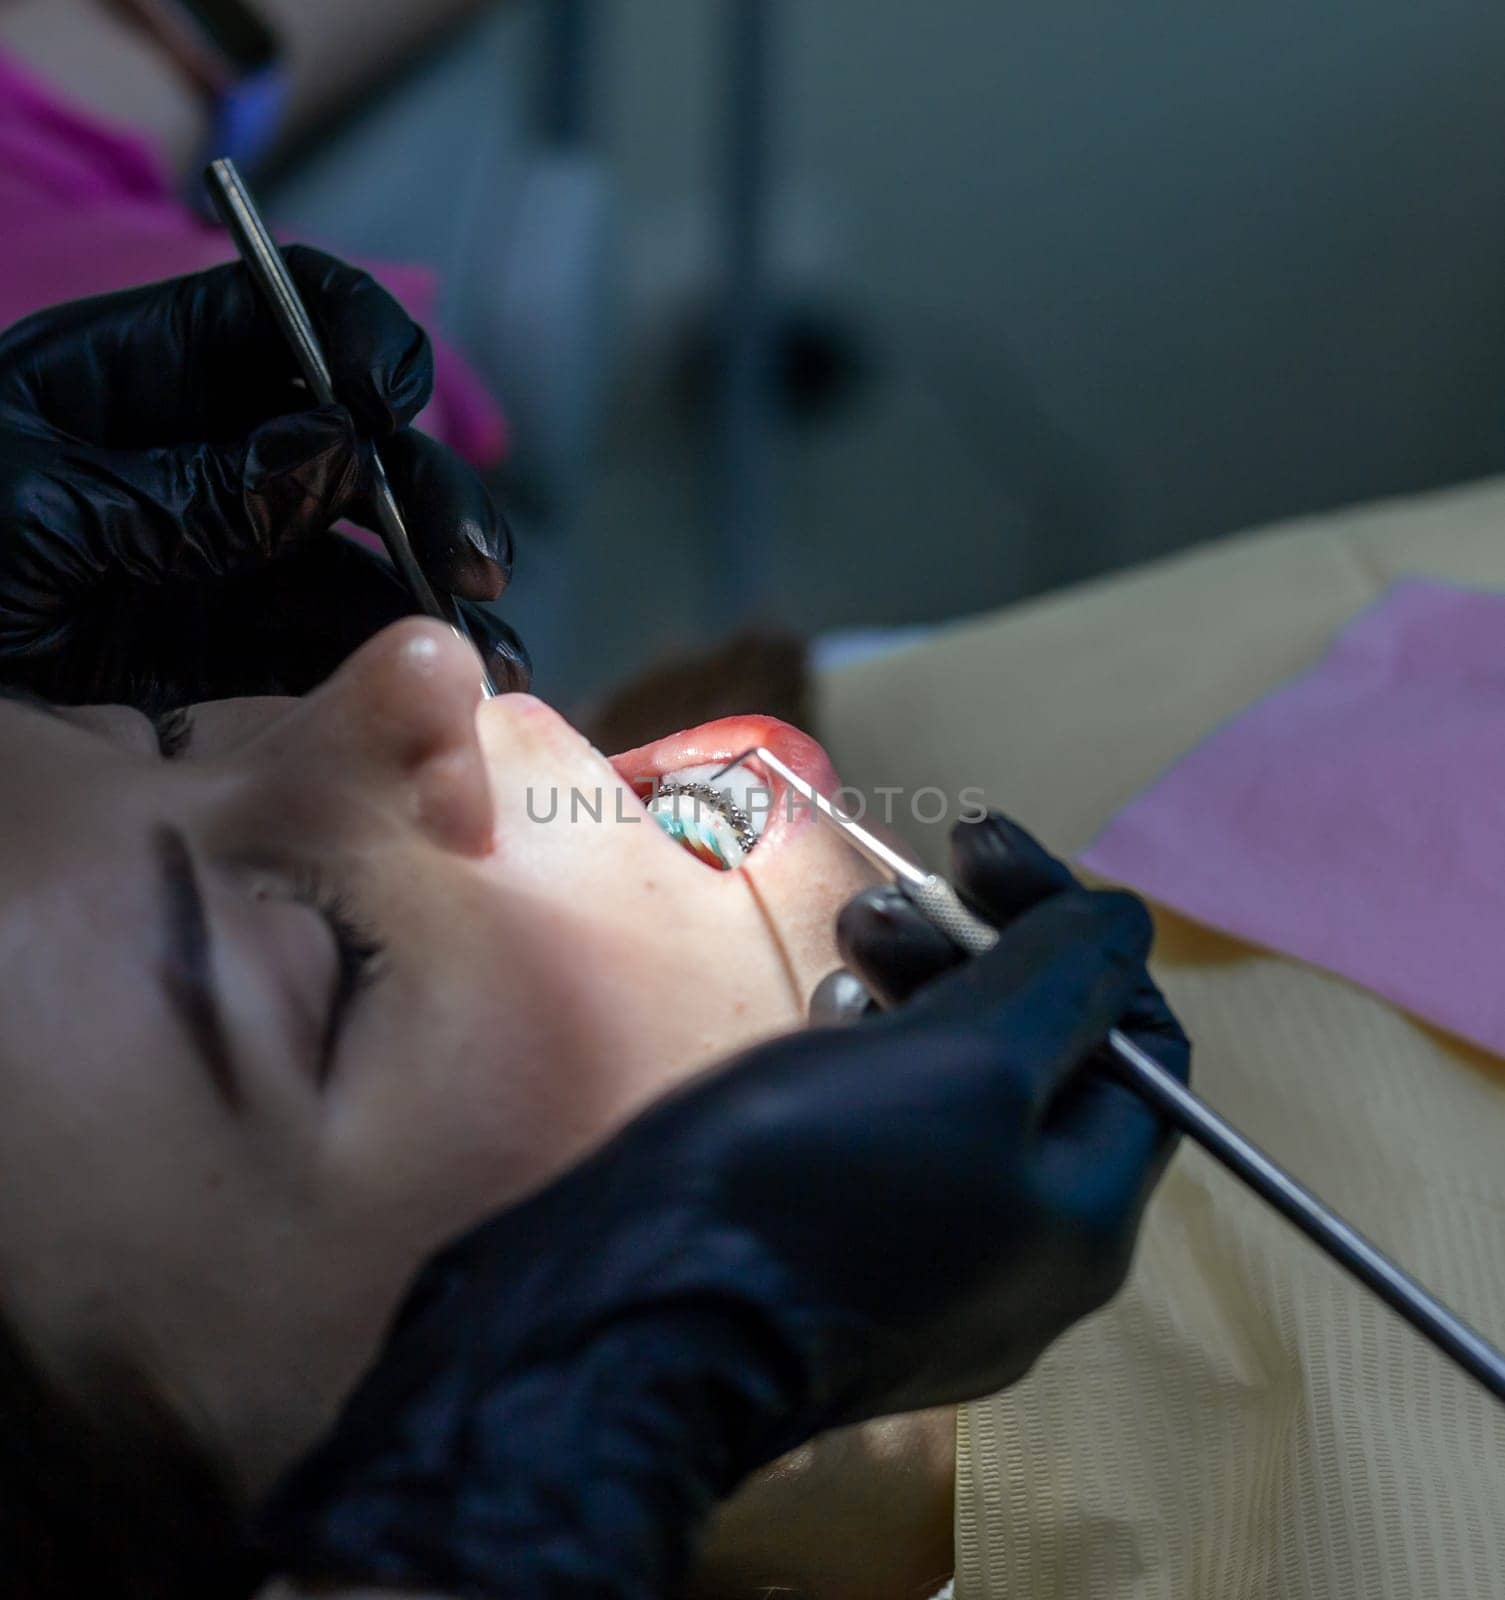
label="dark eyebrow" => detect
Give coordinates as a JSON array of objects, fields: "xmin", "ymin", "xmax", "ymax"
[{"xmin": 152, "ymin": 824, "xmax": 242, "ymax": 1110}]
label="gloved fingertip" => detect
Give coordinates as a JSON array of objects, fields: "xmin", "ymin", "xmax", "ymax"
[
  {"xmin": 835, "ymin": 884, "xmax": 912, "ymax": 946},
  {"xmin": 949, "ymin": 810, "xmax": 1012, "ymax": 870},
  {"xmin": 280, "ymin": 242, "xmax": 334, "ymax": 275},
  {"xmin": 255, "ymin": 402, "xmax": 358, "ymax": 452},
  {"xmin": 242, "ymin": 405, "xmax": 364, "ymax": 547},
  {"xmin": 808, "ymin": 968, "xmax": 877, "ymax": 1026},
  {"xmin": 484, "ymin": 501, "xmax": 516, "ymax": 581},
  {"xmin": 489, "ymin": 643, "xmax": 532, "ymax": 695},
  {"xmin": 951, "ymin": 809, "xmax": 1040, "ymax": 868},
  {"xmin": 285, "ymin": 245, "xmax": 435, "ymax": 433},
  {"xmin": 836, "ymin": 885, "xmax": 966, "ymax": 1005},
  {"xmin": 382, "ymin": 327, "xmax": 435, "ymax": 430},
  {"xmin": 446, "ymin": 501, "xmax": 513, "ymax": 601},
  {"xmin": 1089, "ymin": 889, "xmax": 1154, "ymax": 966},
  {"xmin": 381, "ymin": 430, "xmax": 510, "ymax": 598},
  {"xmin": 447, "ymin": 544, "xmax": 509, "ymax": 603},
  {"xmin": 951, "ymin": 810, "xmax": 1078, "ymax": 917},
  {"xmin": 467, "ymin": 607, "xmax": 531, "ymax": 693}
]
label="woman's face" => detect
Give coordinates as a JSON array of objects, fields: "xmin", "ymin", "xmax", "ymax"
[{"xmin": 0, "ymin": 621, "xmax": 874, "ymax": 1494}]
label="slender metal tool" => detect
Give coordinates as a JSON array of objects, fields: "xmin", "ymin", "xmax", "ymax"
[
  {"xmin": 711, "ymin": 743, "xmax": 1505, "ymax": 1407},
  {"xmin": 203, "ymin": 158, "xmax": 499, "ymax": 697}
]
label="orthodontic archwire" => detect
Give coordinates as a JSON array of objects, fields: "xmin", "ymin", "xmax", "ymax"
[{"xmin": 649, "ymin": 779, "xmax": 761, "ymax": 858}]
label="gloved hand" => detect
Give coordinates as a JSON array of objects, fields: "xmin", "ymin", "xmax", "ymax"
[
  {"xmin": 0, "ymin": 247, "xmax": 529, "ymax": 708},
  {"xmin": 257, "ymin": 814, "xmax": 1189, "ymax": 1600},
  {"xmin": 838, "ymin": 810, "xmax": 1184, "ymax": 1022}
]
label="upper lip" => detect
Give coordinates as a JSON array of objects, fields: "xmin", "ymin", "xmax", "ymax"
[{"xmin": 608, "ymin": 714, "xmax": 841, "ymax": 863}]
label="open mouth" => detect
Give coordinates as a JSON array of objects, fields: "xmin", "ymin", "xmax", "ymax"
[
  {"xmin": 609, "ymin": 716, "xmax": 838, "ymax": 873},
  {"xmin": 641, "ymin": 757, "xmax": 769, "ymax": 869}
]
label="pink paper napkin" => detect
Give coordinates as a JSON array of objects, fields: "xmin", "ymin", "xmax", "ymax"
[{"xmin": 1080, "ymin": 578, "xmax": 1505, "ymax": 1056}]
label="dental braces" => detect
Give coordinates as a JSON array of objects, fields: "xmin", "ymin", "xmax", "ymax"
[{"xmin": 650, "ymin": 779, "xmax": 760, "ymax": 857}]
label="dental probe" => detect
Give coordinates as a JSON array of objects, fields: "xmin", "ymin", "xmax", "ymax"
[
  {"xmin": 203, "ymin": 159, "xmax": 499, "ymax": 698},
  {"xmin": 710, "ymin": 745, "xmax": 1505, "ymax": 1408}
]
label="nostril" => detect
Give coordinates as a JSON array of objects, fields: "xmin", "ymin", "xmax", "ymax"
[{"xmin": 413, "ymin": 743, "xmax": 496, "ymax": 859}]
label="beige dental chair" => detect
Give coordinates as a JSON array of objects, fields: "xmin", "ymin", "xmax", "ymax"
[{"xmin": 814, "ymin": 476, "xmax": 1505, "ymax": 1599}]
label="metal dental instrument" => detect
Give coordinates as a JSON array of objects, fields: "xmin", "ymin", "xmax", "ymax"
[
  {"xmin": 203, "ymin": 158, "xmax": 499, "ymax": 697},
  {"xmin": 711, "ymin": 744, "xmax": 1505, "ymax": 1407}
]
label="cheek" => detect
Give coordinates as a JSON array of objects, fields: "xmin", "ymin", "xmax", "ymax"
[
  {"xmin": 332, "ymin": 889, "xmax": 815, "ymax": 1242},
  {"xmin": 329, "ymin": 904, "xmax": 654, "ymax": 1240},
  {"xmin": 743, "ymin": 826, "xmax": 882, "ymax": 982},
  {"xmin": 327, "ymin": 810, "xmax": 872, "ymax": 1244},
  {"xmin": 436, "ymin": 907, "xmax": 797, "ymax": 1165}
]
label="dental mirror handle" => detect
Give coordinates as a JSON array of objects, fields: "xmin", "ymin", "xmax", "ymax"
[
  {"xmin": 908, "ymin": 871, "xmax": 1505, "ymax": 1407},
  {"xmin": 203, "ymin": 158, "xmax": 498, "ymax": 697}
]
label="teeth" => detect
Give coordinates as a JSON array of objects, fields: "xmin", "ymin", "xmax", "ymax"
[
  {"xmin": 646, "ymin": 791, "xmax": 747, "ymax": 869},
  {"xmin": 663, "ymin": 762, "xmax": 772, "ymax": 835},
  {"xmin": 644, "ymin": 760, "xmax": 772, "ymax": 870}
]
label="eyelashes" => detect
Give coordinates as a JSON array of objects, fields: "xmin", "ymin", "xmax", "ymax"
[
  {"xmin": 151, "ymin": 713, "xmax": 385, "ymax": 997},
  {"xmin": 285, "ymin": 863, "xmax": 390, "ymax": 997},
  {"xmin": 282, "ymin": 863, "xmax": 390, "ymax": 1084}
]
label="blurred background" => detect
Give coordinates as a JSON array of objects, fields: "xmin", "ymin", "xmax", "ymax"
[{"xmin": 8, "ymin": 0, "xmax": 1505, "ymax": 706}]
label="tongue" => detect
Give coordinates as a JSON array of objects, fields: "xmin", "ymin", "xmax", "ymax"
[{"xmin": 646, "ymin": 787, "xmax": 749, "ymax": 869}]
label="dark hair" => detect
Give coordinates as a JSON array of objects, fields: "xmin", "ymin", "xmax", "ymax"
[{"xmin": 0, "ymin": 1310, "xmax": 260, "ymax": 1598}]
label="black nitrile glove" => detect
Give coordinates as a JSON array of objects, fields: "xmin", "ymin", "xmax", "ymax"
[
  {"xmin": 839, "ymin": 808, "xmax": 1188, "ymax": 1191},
  {"xmin": 258, "ymin": 826, "xmax": 1189, "ymax": 1600},
  {"xmin": 0, "ymin": 247, "xmax": 529, "ymax": 708},
  {"xmin": 841, "ymin": 809, "xmax": 1181, "ymax": 1015}
]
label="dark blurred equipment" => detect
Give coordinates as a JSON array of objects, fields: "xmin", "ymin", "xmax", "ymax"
[
  {"xmin": 709, "ymin": 2, "xmax": 869, "ymax": 619},
  {"xmin": 542, "ymin": 0, "xmax": 594, "ymax": 146},
  {"xmin": 107, "ymin": 0, "xmax": 287, "ymax": 173},
  {"xmin": 716, "ymin": 0, "xmax": 774, "ymax": 624},
  {"xmin": 675, "ymin": 298, "xmax": 870, "ymax": 429},
  {"xmin": 266, "ymin": 7, "xmax": 618, "ymax": 532}
]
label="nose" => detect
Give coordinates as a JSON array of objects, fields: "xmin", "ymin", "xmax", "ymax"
[{"xmin": 268, "ymin": 619, "xmax": 497, "ymax": 857}]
